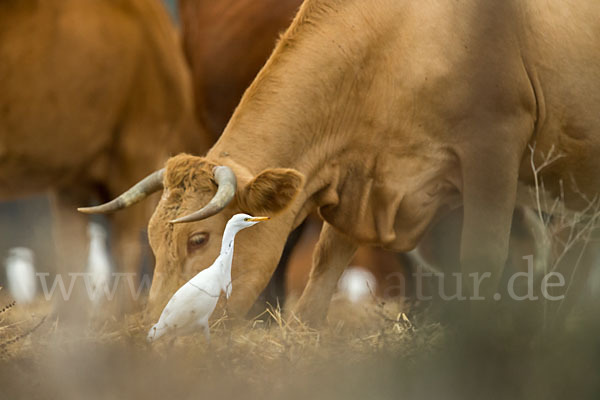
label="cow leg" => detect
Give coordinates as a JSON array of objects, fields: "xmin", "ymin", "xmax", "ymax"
[
  {"xmin": 461, "ymin": 166, "xmax": 518, "ymax": 301},
  {"xmin": 292, "ymin": 222, "xmax": 357, "ymax": 326},
  {"xmin": 49, "ymin": 189, "xmax": 91, "ymax": 322},
  {"xmin": 412, "ymin": 208, "xmax": 464, "ymax": 320},
  {"xmin": 202, "ymin": 320, "xmax": 211, "ymax": 342},
  {"xmin": 459, "ymin": 119, "xmax": 530, "ymax": 327},
  {"xmin": 107, "ymin": 207, "xmax": 148, "ymax": 313}
]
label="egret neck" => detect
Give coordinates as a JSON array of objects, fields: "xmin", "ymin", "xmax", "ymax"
[{"xmin": 218, "ymin": 221, "xmax": 241, "ymax": 291}]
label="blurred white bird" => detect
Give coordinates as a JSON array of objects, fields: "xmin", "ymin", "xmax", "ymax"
[
  {"xmin": 86, "ymin": 222, "xmax": 113, "ymax": 305},
  {"xmin": 337, "ymin": 266, "xmax": 377, "ymax": 303},
  {"xmin": 4, "ymin": 247, "xmax": 37, "ymax": 304},
  {"xmin": 147, "ymin": 213, "xmax": 270, "ymax": 342}
]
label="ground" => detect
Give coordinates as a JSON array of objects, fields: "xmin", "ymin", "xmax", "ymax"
[{"xmin": 1, "ymin": 292, "xmax": 600, "ymax": 400}]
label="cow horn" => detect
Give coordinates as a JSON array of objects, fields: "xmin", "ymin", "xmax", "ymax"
[
  {"xmin": 77, "ymin": 169, "xmax": 165, "ymax": 214},
  {"xmin": 169, "ymin": 166, "xmax": 237, "ymax": 224}
]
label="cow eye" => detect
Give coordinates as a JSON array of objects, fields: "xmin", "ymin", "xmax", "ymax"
[{"xmin": 187, "ymin": 232, "xmax": 209, "ymax": 253}]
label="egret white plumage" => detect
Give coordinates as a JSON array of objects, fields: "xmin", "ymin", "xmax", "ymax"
[
  {"xmin": 147, "ymin": 213, "xmax": 270, "ymax": 342},
  {"xmin": 4, "ymin": 247, "xmax": 37, "ymax": 304},
  {"xmin": 337, "ymin": 267, "xmax": 377, "ymax": 304},
  {"xmin": 86, "ymin": 222, "xmax": 113, "ymax": 305}
]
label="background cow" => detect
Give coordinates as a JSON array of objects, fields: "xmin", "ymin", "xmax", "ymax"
[
  {"xmin": 0, "ymin": 0, "xmax": 207, "ymax": 313},
  {"xmin": 178, "ymin": 0, "xmax": 304, "ymax": 141}
]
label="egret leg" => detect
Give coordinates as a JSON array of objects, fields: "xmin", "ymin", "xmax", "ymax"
[
  {"xmin": 293, "ymin": 222, "xmax": 357, "ymax": 326},
  {"xmin": 166, "ymin": 332, "xmax": 176, "ymax": 348},
  {"xmin": 201, "ymin": 320, "xmax": 211, "ymax": 342}
]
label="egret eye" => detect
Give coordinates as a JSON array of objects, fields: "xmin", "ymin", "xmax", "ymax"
[
  {"xmin": 244, "ymin": 218, "xmax": 249, "ymax": 221},
  {"xmin": 187, "ymin": 232, "xmax": 209, "ymax": 253}
]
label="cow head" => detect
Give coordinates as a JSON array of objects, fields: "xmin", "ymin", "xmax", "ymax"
[{"xmin": 80, "ymin": 153, "xmax": 304, "ymax": 317}]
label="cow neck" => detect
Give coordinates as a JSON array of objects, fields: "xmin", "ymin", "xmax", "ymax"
[{"xmin": 207, "ymin": 2, "xmax": 379, "ymax": 222}]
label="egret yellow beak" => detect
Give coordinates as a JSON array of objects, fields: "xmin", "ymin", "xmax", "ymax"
[{"xmin": 246, "ymin": 216, "xmax": 270, "ymax": 222}]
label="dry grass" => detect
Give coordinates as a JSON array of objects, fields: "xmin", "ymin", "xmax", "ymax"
[
  {"xmin": 0, "ymin": 295, "xmax": 449, "ymax": 400},
  {"xmin": 1, "ymin": 294, "xmax": 599, "ymax": 400},
  {"xmin": 1, "ymin": 290, "xmax": 600, "ymax": 399}
]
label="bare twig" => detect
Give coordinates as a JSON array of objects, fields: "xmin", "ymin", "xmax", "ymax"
[
  {"xmin": 0, "ymin": 316, "xmax": 47, "ymax": 351},
  {"xmin": 0, "ymin": 301, "xmax": 16, "ymax": 315},
  {"xmin": 527, "ymin": 143, "xmax": 600, "ymax": 331}
]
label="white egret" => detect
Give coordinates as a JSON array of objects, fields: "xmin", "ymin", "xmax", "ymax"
[
  {"xmin": 337, "ymin": 266, "xmax": 377, "ymax": 303},
  {"xmin": 147, "ymin": 213, "xmax": 270, "ymax": 342},
  {"xmin": 4, "ymin": 247, "xmax": 37, "ymax": 304},
  {"xmin": 86, "ymin": 222, "xmax": 113, "ymax": 305}
]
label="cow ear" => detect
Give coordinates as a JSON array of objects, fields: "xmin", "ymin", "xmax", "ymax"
[{"xmin": 237, "ymin": 168, "xmax": 305, "ymax": 215}]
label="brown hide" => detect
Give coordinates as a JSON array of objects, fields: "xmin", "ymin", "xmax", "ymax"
[{"xmin": 0, "ymin": 0, "xmax": 206, "ymax": 312}]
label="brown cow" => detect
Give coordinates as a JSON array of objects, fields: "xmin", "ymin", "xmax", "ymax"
[
  {"xmin": 85, "ymin": 0, "xmax": 600, "ymax": 326},
  {"xmin": 178, "ymin": 0, "xmax": 411, "ymax": 309},
  {"xmin": 0, "ymin": 0, "xmax": 207, "ymax": 312}
]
